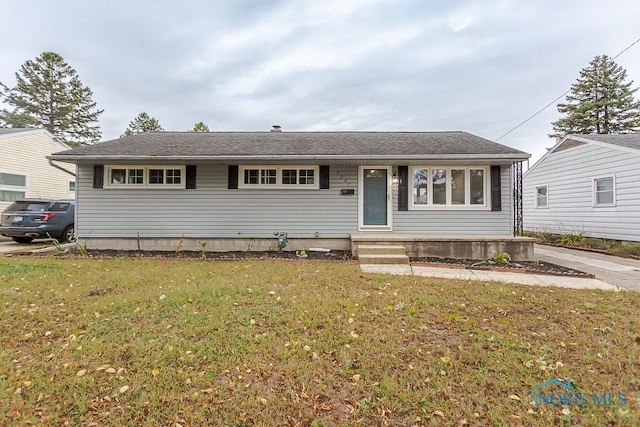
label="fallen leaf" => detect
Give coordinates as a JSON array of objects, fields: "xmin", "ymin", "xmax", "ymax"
[
  {"xmin": 258, "ymin": 397, "xmax": 267, "ymax": 405},
  {"xmin": 509, "ymin": 394, "xmax": 521, "ymax": 401},
  {"xmin": 152, "ymin": 368, "xmax": 160, "ymax": 376},
  {"xmin": 105, "ymin": 367, "xmax": 116, "ymax": 374},
  {"xmin": 433, "ymin": 410, "xmax": 445, "ymax": 418},
  {"xmin": 119, "ymin": 385, "xmax": 129, "ymax": 394},
  {"xmin": 76, "ymin": 369, "xmax": 87, "ymax": 377}
]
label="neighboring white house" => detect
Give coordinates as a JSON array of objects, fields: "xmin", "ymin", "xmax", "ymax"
[
  {"xmin": 523, "ymin": 134, "xmax": 640, "ymax": 242},
  {"xmin": 0, "ymin": 128, "xmax": 75, "ymax": 212}
]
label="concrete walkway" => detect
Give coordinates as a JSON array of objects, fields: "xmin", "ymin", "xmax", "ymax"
[
  {"xmin": 534, "ymin": 244, "xmax": 640, "ymax": 292},
  {"xmin": 360, "ymin": 264, "xmax": 618, "ymax": 291}
]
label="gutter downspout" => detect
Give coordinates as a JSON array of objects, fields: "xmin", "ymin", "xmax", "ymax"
[{"xmin": 48, "ymin": 158, "xmax": 76, "ymax": 177}]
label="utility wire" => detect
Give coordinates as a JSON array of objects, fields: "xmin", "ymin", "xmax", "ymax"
[{"xmin": 495, "ymin": 36, "xmax": 640, "ymax": 141}]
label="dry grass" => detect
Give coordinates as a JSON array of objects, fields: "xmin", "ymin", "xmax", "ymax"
[{"xmin": 0, "ymin": 257, "xmax": 638, "ymax": 426}]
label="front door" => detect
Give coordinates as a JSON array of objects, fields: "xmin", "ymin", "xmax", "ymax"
[{"xmin": 359, "ymin": 166, "xmax": 392, "ymax": 230}]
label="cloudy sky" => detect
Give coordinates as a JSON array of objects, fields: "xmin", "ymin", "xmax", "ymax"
[{"xmin": 2, "ymin": 0, "xmax": 640, "ymax": 165}]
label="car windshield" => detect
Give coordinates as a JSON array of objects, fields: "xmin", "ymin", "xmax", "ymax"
[{"xmin": 5, "ymin": 201, "xmax": 50, "ymax": 212}]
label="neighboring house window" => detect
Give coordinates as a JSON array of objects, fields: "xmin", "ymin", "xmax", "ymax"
[
  {"xmin": 239, "ymin": 166, "xmax": 319, "ymax": 189},
  {"xmin": 68, "ymin": 181, "xmax": 76, "ymax": 192},
  {"xmin": 105, "ymin": 166, "xmax": 185, "ymax": 188},
  {"xmin": 410, "ymin": 167, "xmax": 487, "ymax": 209},
  {"xmin": 535, "ymin": 185, "xmax": 548, "ymax": 208},
  {"xmin": 0, "ymin": 171, "xmax": 27, "ymax": 202},
  {"xmin": 594, "ymin": 176, "xmax": 615, "ymax": 207}
]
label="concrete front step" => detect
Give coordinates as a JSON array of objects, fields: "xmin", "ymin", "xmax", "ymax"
[
  {"xmin": 358, "ymin": 254, "xmax": 410, "ymax": 265},
  {"xmin": 357, "ymin": 245, "xmax": 407, "ymax": 256}
]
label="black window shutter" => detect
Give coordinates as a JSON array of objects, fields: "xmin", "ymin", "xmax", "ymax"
[
  {"xmin": 319, "ymin": 165, "xmax": 330, "ymax": 189},
  {"xmin": 186, "ymin": 165, "xmax": 197, "ymax": 189},
  {"xmin": 490, "ymin": 165, "xmax": 501, "ymax": 211},
  {"xmin": 398, "ymin": 166, "xmax": 408, "ymax": 211},
  {"xmin": 93, "ymin": 165, "xmax": 104, "ymax": 189},
  {"xmin": 228, "ymin": 165, "xmax": 238, "ymax": 189}
]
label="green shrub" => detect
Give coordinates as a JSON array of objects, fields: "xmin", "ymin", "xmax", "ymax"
[
  {"xmin": 524, "ymin": 230, "xmax": 550, "ymax": 242},
  {"xmin": 489, "ymin": 251, "xmax": 511, "ymax": 265},
  {"xmin": 620, "ymin": 242, "xmax": 640, "ymax": 256},
  {"xmin": 557, "ymin": 232, "xmax": 585, "ymax": 247},
  {"xmin": 583, "ymin": 237, "xmax": 607, "ymax": 250}
]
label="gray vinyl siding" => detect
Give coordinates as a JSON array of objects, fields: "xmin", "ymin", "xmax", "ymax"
[
  {"xmin": 76, "ymin": 164, "xmax": 358, "ymax": 239},
  {"xmin": 523, "ymin": 143, "xmax": 640, "ymax": 241},
  {"xmin": 393, "ymin": 166, "xmax": 513, "ymax": 235},
  {"xmin": 76, "ymin": 163, "xmax": 514, "ymax": 239}
]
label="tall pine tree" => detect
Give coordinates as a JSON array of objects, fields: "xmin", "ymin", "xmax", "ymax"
[
  {"xmin": 551, "ymin": 55, "xmax": 640, "ymax": 140},
  {"xmin": 122, "ymin": 112, "xmax": 164, "ymax": 136},
  {"xmin": 190, "ymin": 121, "xmax": 210, "ymax": 132},
  {"xmin": 0, "ymin": 52, "xmax": 103, "ymax": 146}
]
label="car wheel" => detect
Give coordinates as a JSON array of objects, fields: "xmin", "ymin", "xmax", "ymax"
[
  {"xmin": 12, "ymin": 236, "xmax": 34, "ymax": 244},
  {"xmin": 61, "ymin": 225, "xmax": 76, "ymax": 243}
]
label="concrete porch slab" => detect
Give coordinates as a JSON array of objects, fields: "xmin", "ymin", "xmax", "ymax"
[{"xmin": 351, "ymin": 234, "xmax": 535, "ymax": 261}]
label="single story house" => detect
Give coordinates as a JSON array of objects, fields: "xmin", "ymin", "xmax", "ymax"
[
  {"xmin": 50, "ymin": 129, "xmax": 533, "ymax": 259},
  {"xmin": 523, "ymin": 134, "xmax": 640, "ymax": 242},
  {"xmin": 1, "ymin": 128, "xmax": 75, "ymax": 212}
]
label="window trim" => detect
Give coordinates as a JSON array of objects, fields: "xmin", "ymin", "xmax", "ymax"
[
  {"xmin": 238, "ymin": 165, "xmax": 320, "ymax": 189},
  {"xmin": 104, "ymin": 166, "xmax": 186, "ymax": 189},
  {"xmin": 408, "ymin": 166, "xmax": 489, "ymax": 210},
  {"xmin": 68, "ymin": 181, "xmax": 76, "ymax": 192},
  {"xmin": 0, "ymin": 169, "xmax": 28, "ymax": 202},
  {"xmin": 535, "ymin": 185, "xmax": 548, "ymax": 209},
  {"xmin": 593, "ymin": 175, "xmax": 616, "ymax": 207}
]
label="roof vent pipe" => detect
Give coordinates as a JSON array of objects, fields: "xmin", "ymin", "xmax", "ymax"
[{"xmin": 271, "ymin": 125, "xmax": 282, "ymax": 132}]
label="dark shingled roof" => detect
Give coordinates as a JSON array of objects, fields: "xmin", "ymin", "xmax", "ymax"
[
  {"xmin": 51, "ymin": 131, "xmax": 530, "ymax": 160},
  {"xmin": 572, "ymin": 133, "xmax": 640, "ymax": 151}
]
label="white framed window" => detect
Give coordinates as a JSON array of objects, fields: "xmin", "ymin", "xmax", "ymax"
[
  {"xmin": 409, "ymin": 167, "xmax": 488, "ymax": 209},
  {"xmin": 105, "ymin": 166, "xmax": 185, "ymax": 188},
  {"xmin": 0, "ymin": 171, "xmax": 27, "ymax": 202},
  {"xmin": 68, "ymin": 181, "xmax": 76, "ymax": 192},
  {"xmin": 593, "ymin": 176, "xmax": 615, "ymax": 207},
  {"xmin": 535, "ymin": 185, "xmax": 548, "ymax": 208},
  {"xmin": 239, "ymin": 166, "xmax": 319, "ymax": 189}
]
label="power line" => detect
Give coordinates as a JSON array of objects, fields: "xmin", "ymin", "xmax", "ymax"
[{"xmin": 495, "ymin": 36, "xmax": 640, "ymax": 141}]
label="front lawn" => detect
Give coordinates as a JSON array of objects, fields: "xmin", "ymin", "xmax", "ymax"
[{"xmin": 1, "ymin": 257, "xmax": 638, "ymax": 426}]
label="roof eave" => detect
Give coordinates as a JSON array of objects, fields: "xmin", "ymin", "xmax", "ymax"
[{"xmin": 49, "ymin": 153, "xmax": 531, "ymax": 163}]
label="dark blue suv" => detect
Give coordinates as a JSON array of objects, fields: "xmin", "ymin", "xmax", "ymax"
[{"xmin": 0, "ymin": 199, "xmax": 75, "ymax": 243}]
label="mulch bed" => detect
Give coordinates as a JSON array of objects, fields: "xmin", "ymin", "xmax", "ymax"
[
  {"xmin": 52, "ymin": 249, "xmax": 355, "ymax": 262},
  {"xmin": 411, "ymin": 257, "xmax": 595, "ymax": 278},
  {"xmin": 538, "ymin": 242, "xmax": 640, "ymax": 260}
]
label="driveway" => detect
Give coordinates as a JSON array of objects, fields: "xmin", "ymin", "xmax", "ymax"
[
  {"xmin": 535, "ymin": 244, "xmax": 640, "ymax": 292},
  {"xmin": 0, "ymin": 236, "xmax": 49, "ymax": 254}
]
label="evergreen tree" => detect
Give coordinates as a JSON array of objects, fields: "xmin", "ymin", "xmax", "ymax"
[
  {"xmin": 121, "ymin": 112, "xmax": 164, "ymax": 136},
  {"xmin": 191, "ymin": 121, "xmax": 210, "ymax": 132},
  {"xmin": 551, "ymin": 55, "xmax": 640, "ymax": 140},
  {"xmin": 0, "ymin": 52, "xmax": 103, "ymax": 146}
]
